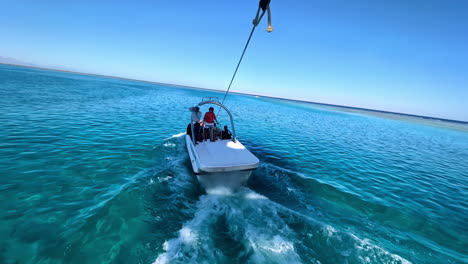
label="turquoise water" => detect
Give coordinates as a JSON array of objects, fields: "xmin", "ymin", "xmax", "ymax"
[{"xmin": 0, "ymin": 64, "xmax": 467, "ymax": 264}]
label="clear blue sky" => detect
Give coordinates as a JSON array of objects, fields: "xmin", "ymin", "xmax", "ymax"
[{"xmin": 1, "ymin": 0, "xmax": 467, "ymax": 121}]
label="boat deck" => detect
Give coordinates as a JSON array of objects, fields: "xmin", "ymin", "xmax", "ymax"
[{"xmin": 187, "ymin": 136, "xmax": 259, "ymax": 173}]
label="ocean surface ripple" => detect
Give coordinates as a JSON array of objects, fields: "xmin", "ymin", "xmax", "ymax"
[{"xmin": 0, "ymin": 64, "xmax": 467, "ymax": 264}]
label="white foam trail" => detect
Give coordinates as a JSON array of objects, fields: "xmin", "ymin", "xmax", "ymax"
[
  {"xmin": 164, "ymin": 132, "xmax": 186, "ymax": 140},
  {"xmin": 162, "ymin": 142, "xmax": 176, "ymax": 148},
  {"xmin": 271, "ymin": 199, "xmax": 413, "ymax": 264},
  {"xmin": 205, "ymin": 186, "xmax": 234, "ymax": 196},
  {"xmin": 351, "ymin": 234, "xmax": 412, "ymax": 264},
  {"xmin": 154, "ymin": 188, "xmax": 302, "ymax": 264},
  {"xmin": 152, "ymin": 139, "xmax": 411, "ymax": 263},
  {"xmin": 154, "ymin": 194, "xmax": 226, "ymax": 264}
]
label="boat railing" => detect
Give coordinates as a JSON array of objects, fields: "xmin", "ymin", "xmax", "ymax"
[
  {"xmin": 189, "ymin": 97, "xmax": 236, "ymax": 145},
  {"xmin": 200, "ymin": 97, "xmax": 221, "ymax": 104}
]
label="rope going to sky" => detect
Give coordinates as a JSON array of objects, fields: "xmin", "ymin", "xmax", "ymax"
[{"xmin": 218, "ymin": 0, "xmax": 273, "ymax": 112}]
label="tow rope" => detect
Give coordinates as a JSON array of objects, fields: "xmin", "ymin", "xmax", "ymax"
[{"xmin": 219, "ymin": 0, "xmax": 273, "ymax": 109}]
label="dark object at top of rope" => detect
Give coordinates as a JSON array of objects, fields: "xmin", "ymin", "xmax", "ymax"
[
  {"xmin": 252, "ymin": 0, "xmax": 274, "ymax": 32},
  {"xmin": 259, "ymin": 0, "xmax": 271, "ymax": 11},
  {"xmin": 218, "ymin": 0, "xmax": 273, "ymax": 110}
]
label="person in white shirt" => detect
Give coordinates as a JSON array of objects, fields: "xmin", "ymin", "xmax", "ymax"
[{"xmin": 189, "ymin": 106, "xmax": 203, "ymax": 142}]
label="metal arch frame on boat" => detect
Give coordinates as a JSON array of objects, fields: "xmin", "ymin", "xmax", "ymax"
[{"xmin": 190, "ymin": 97, "xmax": 237, "ymax": 145}]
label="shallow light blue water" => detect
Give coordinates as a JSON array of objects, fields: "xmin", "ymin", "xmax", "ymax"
[{"xmin": 0, "ymin": 64, "xmax": 467, "ymax": 264}]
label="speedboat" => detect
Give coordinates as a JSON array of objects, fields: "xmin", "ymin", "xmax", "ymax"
[{"xmin": 185, "ymin": 97, "xmax": 259, "ymax": 190}]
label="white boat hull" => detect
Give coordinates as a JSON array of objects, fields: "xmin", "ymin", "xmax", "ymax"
[
  {"xmin": 197, "ymin": 170, "xmax": 252, "ymax": 191},
  {"xmin": 185, "ymin": 135, "xmax": 258, "ymax": 190}
]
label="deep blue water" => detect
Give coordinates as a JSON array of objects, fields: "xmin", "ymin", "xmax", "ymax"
[{"xmin": 0, "ymin": 64, "xmax": 467, "ymax": 264}]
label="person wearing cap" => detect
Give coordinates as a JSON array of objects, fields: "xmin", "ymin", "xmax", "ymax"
[
  {"xmin": 190, "ymin": 106, "xmax": 202, "ymax": 123},
  {"xmin": 189, "ymin": 106, "xmax": 203, "ymax": 142}
]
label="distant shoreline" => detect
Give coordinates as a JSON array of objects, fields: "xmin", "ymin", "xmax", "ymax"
[{"xmin": 2, "ymin": 62, "xmax": 467, "ymax": 125}]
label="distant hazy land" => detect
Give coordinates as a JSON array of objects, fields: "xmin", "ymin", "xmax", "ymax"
[{"xmin": 1, "ymin": 61, "xmax": 467, "ymax": 128}]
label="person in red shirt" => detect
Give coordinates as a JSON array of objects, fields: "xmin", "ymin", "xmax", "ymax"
[
  {"xmin": 203, "ymin": 107, "xmax": 218, "ymax": 141},
  {"xmin": 203, "ymin": 107, "xmax": 217, "ymax": 126}
]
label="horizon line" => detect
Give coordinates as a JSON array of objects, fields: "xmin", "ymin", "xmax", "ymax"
[{"xmin": 1, "ymin": 62, "xmax": 467, "ymax": 124}]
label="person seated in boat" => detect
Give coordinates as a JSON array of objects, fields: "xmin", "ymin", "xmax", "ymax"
[
  {"xmin": 212, "ymin": 124, "xmax": 222, "ymax": 139},
  {"xmin": 189, "ymin": 106, "xmax": 203, "ymax": 142},
  {"xmin": 222, "ymin": 125, "xmax": 232, "ymax": 140},
  {"xmin": 203, "ymin": 107, "xmax": 218, "ymax": 141},
  {"xmin": 186, "ymin": 123, "xmax": 192, "ymax": 139}
]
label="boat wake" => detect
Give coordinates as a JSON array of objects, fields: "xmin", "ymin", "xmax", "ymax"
[
  {"xmin": 153, "ymin": 187, "xmax": 411, "ymax": 264},
  {"xmin": 163, "ymin": 132, "xmax": 187, "ymax": 141},
  {"xmin": 151, "ymin": 134, "xmax": 411, "ymax": 264},
  {"xmin": 154, "ymin": 187, "xmax": 302, "ymax": 264}
]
